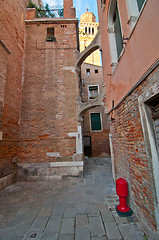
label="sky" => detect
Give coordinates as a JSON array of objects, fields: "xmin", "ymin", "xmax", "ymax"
[{"xmin": 43, "ymin": 0, "xmax": 99, "ymax": 22}]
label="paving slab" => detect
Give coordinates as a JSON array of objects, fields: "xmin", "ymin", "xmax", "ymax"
[
  {"xmin": 40, "ymin": 232, "xmax": 58, "ymax": 240},
  {"xmin": 89, "ymin": 216, "xmax": 105, "ymax": 237},
  {"xmin": 38, "ymin": 207, "xmax": 52, "ymax": 217},
  {"xmin": 104, "ymin": 221, "xmax": 123, "ymax": 240},
  {"xmin": 30, "ymin": 216, "xmax": 49, "ymax": 230},
  {"xmin": 44, "ymin": 217, "xmax": 62, "ymax": 233},
  {"xmin": 100, "ymin": 210, "xmax": 114, "ymax": 222},
  {"xmin": 75, "ymin": 225, "xmax": 91, "ymax": 240},
  {"xmin": 92, "ymin": 237, "xmax": 108, "ymax": 240},
  {"xmin": 76, "ymin": 215, "xmax": 88, "ymax": 227},
  {"xmin": 60, "ymin": 218, "xmax": 75, "ymax": 235},
  {"xmin": 58, "ymin": 235, "xmax": 74, "ymax": 240}
]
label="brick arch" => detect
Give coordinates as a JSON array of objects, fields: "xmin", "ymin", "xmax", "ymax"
[
  {"xmin": 77, "ymin": 87, "xmax": 106, "ymax": 122},
  {"xmin": 75, "ymin": 29, "xmax": 101, "ymax": 71}
]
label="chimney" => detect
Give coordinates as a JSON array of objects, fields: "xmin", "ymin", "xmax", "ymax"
[{"xmin": 63, "ymin": 0, "xmax": 76, "ymax": 19}]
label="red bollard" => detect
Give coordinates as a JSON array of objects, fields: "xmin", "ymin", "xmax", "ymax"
[{"xmin": 116, "ymin": 178, "xmax": 133, "ymax": 217}]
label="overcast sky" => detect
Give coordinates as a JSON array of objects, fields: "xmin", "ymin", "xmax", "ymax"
[{"xmin": 43, "ymin": 0, "xmax": 98, "ymax": 21}]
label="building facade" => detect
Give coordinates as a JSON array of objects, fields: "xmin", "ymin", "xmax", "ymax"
[
  {"xmin": 0, "ymin": 0, "xmax": 83, "ymax": 189},
  {"xmin": 81, "ymin": 63, "xmax": 110, "ymax": 157},
  {"xmin": 97, "ymin": 0, "xmax": 159, "ymax": 238}
]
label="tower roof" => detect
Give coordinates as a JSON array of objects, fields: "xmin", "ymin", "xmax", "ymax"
[{"xmin": 80, "ymin": 11, "xmax": 96, "ymax": 23}]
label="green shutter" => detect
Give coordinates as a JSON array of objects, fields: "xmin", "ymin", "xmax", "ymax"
[
  {"xmin": 137, "ymin": 0, "xmax": 145, "ymax": 11},
  {"xmin": 91, "ymin": 113, "xmax": 101, "ymax": 131}
]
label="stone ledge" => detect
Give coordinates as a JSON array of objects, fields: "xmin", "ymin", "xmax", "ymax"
[
  {"xmin": 0, "ymin": 171, "xmax": 17, "ymax": 191},
  {"xmin": 50, "ymin": 161, "xmax": 83, "ymax": 167},
  {"xmin": 17, "ymin": 161, "xmax": 84, "ymax": 181}
]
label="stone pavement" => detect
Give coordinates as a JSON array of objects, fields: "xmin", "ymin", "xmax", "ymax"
[{"xmin": 0, "ymin": 157, "xmax": 146, "ymax": 240}]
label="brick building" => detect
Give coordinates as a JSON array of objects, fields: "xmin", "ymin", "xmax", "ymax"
[
  {"xmin": 0, "ymin": 0, "xmax": 29, "ymax": 190},
  {"xmin": 0, "ymin": 0, "xmax": 83, "ymax": 189},
  {"xmin": 97, "ymin": 0, "xmax": 159, "ymax": 238},
  {"xmin": 81, "ymin": 63, "xmax": 110, "ymax": 157}
]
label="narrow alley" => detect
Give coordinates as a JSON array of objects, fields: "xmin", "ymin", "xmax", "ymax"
[{"xmin": 0, "ymin": 158, "xmax": 145, "ymax": 240}]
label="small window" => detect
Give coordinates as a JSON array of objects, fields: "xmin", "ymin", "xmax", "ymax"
[
  {"xmin": 86, "ymin": 69, "xmax": 90, "ymax": 76},
  {"xmin": 95, "ymin": 69, "xmax": 98, "ymax": 73},
  {"xmin": 92, "ymin": 28, "xmax": 94, "ymax": 35},
  {"xmin": 85, "ymin": 27, "xmax": 87, "ymax": 34},
  {"xmin": 91, "ymin": 113, "xmax": 102, "ymax": 131},
  {"xmin": 89, "ymin": 86, "xmax": 98, "ymax": 99},
  {"xmin": 89, "ymin": 27, "xmax": 91, "ymax": 34},
  {"xmin": 46, "ymin": 27, "xmax": 56, "ymax": 42}
]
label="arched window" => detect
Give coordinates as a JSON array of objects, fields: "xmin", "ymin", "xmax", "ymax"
[
  {"xmin": 85, "ymin": 27, "xmax": 87, "ymax": 34},
  {"xmin": 108, "ymin": 0, "xmax": 123, "ymax": 69},
  {"xmin": 89, "ymin": 27, "xmax": 91, "ymax": 34},
  {"xmin": 92, "ymin": 27, "xmax": 94, "ymax": 35}
]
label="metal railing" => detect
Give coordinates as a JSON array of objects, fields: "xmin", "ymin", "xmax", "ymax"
[{"xmin": 36, "ymin": 5, "xmax": 63, "ymax": 18}]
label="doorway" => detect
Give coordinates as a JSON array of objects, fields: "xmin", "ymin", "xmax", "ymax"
[{"xmin": 83, "ymin": 135, "xmax": 92, "ymax": 157}]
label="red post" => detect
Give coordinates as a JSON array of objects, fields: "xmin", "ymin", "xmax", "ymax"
[{"xmin": 116, "ymin": 178, "xmax": 133, "ymax": 217}]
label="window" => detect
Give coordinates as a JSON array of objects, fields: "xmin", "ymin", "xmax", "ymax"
[
  {"xmin": 92, "ymin": 28, "xmax": 94, "ymax": 35},
  {"xmin": 91, "ymin": 113, "xmax": 102, "ymax": 131},
  {"xmin": 137, "ymin": 0, "xmax": 145, "ymax": 11},
  {"xmin": 86, "ymin": 69, "xmax": 90, "ymax": 76},
  {"xmin": 95, "ymin": 69, "xmax": 98, "ymax": 73},
  {"xmin": 101, "ymin": 0, "xmax": 106, "ymax": 7},
  {"xmin": 88, "ymin": 85, "xmax": 99, "ymax": 99},
  {"xmin": 113, "ymin": 3, "xmax": 123, "ymax": 58},
  {"xmin": 89, "ymin": 27, "xmax": 91, "ymax": 34},
  {"xmin": 126, "ymin": 0, "xmax": 146, "ymax": 29},
  {"xmin": 108, "ymin": 0, "xmax": 123, "ymax": 69},
  {"xmin": 46, "ymin": 27, "xmax": 56, "ymax": 42},
  {"xmin": 85, "ymin": 27, "xmax": 87, "ymax": 34}
]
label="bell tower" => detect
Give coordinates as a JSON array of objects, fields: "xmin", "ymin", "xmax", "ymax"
[{"xmin": 63, "ymin": 0, "xmax": 76, "ymax": 18}]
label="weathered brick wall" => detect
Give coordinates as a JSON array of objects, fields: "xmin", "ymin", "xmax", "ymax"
[
  {"xmin": 111, "ymin": 66, "xmax": 159, "ymax": 233},
  {"xmin": 81, "ymin": 63, "xmax": 110, "ymax": 157},
  {"xmin": 19, "ymin": 19, "xmax": 80, "ymax": 163},
  {"xmin": 0, "ymin": 0, "xmax": 28, "ymax": 179},
  {"xmin": 83, "ymin": 106, "xmax": 110, "ymax": 157},
  {"xmin": 81, "ymin": 63, "xmax": 103, "ymax": 102}
]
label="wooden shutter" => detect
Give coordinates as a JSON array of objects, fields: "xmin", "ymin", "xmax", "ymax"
[{"xmin": 91, "ymin": 113, "xmax": 101, "ymax": 131}]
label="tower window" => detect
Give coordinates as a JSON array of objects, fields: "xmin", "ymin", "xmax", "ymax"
[
  {"xmin": 86, "ymin": 69, "xmax": 90, "ymax": 75},
  {"xmin": 95, "ymin": 69, "xmax": 98, "ymax": 73},
  {"xmin": 92, "ymin": 27, "xmax": 94, "ymax": 35}
]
